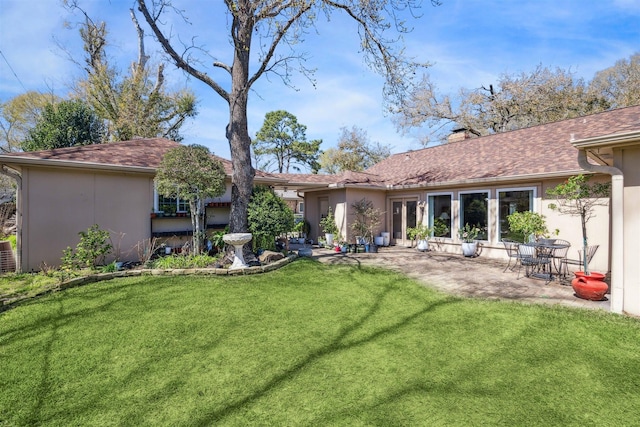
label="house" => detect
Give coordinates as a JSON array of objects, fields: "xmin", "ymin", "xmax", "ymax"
[
  {"xmin": 278, "ymin": 105, "xmax": 640, "ymax": 316},
  {"xmin": 1, "ymin": 106, "xmax": 639, "ymax": 316},
  {"xmin": 0, "ymin": 138, "xmax": 283, "ymax": 272}
]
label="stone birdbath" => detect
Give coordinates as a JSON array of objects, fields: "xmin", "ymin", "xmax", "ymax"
[{"xmin": 223, "ymin": 233, "xmax": 252, "ymax": 270}]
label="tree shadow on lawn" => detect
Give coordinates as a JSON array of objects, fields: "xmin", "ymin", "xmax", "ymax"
[
  {"xmin": 3, "ymin": 277, "xmax": 192, "ymax": 424},
  {"xmin": 193, "ymin": 289, "xmax": 461, "ymax": 426},
  {"xmin": 6, "ymin": 270, "xmax": 461, "ymax": 425}
]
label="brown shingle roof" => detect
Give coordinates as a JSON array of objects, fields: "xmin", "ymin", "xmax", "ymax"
[
  {"xmin": 3, "ymin": 137, "xmax": 179, "ymax": 168},
  {"xmin": 366, "ymin": 105, "xmax": 640, "ymax": 186},
  {"xmin": 276, "ymin": 171, "xmax": 386, "ymax": 188},
  {"xmin": 275, "ymin": 173, "xmax": 339, "ymax": 185},
  {"xmin": 0, "ymin": 137, "xmax": 277, "ymax": 179},
  {"xmin": 273, "ymin": 106, "xmax": 640, "ymax": 189}
]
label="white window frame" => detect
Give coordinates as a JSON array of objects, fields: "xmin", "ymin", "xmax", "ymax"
[
  {"xmin": 458, "ymin": 189, "xmax": 490, "ymax": 242},
  {"xmin": 153, "ymin": 188, "xmax": 189, "ymax": 213},
  {"xmin": 496, "ymin": 186, "xmax": 537, "ymax": 241},
  {"xmin": 426, "ymin": 192, "xmax": 454, "ymax": 239}
]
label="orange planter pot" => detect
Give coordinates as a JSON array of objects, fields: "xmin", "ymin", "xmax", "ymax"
[{"xmin": 571, "ymin": 271, "xmax": 608, "ymax": 301}]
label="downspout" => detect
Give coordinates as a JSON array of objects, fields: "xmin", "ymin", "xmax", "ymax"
[
  {"xmin": 1, "ymin": 165, "xmax": 22, "ymax": 273},
  {"xmin": 576, "ymin": 150, "xmax": 624, "ymax": 314}
]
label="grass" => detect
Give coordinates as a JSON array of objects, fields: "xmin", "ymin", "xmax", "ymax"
[
  {"xmin": 1, "ymin": 258, "xmax": 639, "ymax": 426},
  {"xmin": 0, "ymin": 272, "xmax": 60, "ymax": 302}
]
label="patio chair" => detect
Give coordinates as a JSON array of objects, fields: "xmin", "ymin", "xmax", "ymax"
[
  {"xmin": 515, "ymin": 243, "xmax": 537, "ymax": 279},
  {"xmin": 550, "ymin": 239, "xmax": 570, "ymax": 277},
  {"xmin": 501, "ymin": 239, "xmax": 520, "ymax": 272},
  {"xmin": 560, "ymin": 245, "xmax": 599, "ymax": 276}
]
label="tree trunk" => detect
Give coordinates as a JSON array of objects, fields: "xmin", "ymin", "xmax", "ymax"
[
  {"xmin": 581, "ymin": 207, "xmax": 589, "ymax": 275},
  {"xmin": 190, "ymin": 199, "xmax": 201, "ymax": 256},
  {"xmin": 227, "ymin": 10, "xmax": 255, "ymax": 234}
]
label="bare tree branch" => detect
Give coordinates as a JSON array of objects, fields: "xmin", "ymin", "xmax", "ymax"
[{"xmin": 137, "ymin": 0, "xmax": 230, "ymax": 104}]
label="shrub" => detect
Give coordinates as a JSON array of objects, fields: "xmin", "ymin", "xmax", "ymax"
[
  {"xmin": 247, "ymin": 186, "xmax": 294, "ymax": 251},
  {"xmin": 319, "ymin": 208, "xmax": 339, "ymax": 235},
  {"xmin": 507, "ymin": 211, "xmax": 549, "ymax": 243},
  {"xmin": 61, "ymin": 225, "xmax": 112, "ymax": 271}
]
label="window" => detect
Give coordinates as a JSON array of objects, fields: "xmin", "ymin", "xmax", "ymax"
[
  {"xmin": 459, "ymin": 191, "xmax": 489, "ymax": 240},
  {"xmin": 298, "ymin": 202, "xmax": 304, "ymax": 214},
  {"xmin": 427, "ymin": 194, "xmax": 452, "ymax": 238},
  {"xmin": 158, "ymin": 195, "xmax": 189, "ymax": 214},
  {"xmin": 498, "ymin": 188, "xmax": 535, "ymax": 241}
]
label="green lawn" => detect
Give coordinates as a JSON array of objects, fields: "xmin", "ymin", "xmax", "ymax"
[{"xmin": 2, "ymin": 258, "xmax": 639, "ymax": 426}]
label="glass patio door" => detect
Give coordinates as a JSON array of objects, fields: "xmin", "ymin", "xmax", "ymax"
[{"xmin": 391, "ymin": 198, "xmax": 417, "ymax": 246}]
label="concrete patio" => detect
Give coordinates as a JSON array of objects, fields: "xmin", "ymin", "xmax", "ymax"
[{"xmin": 310, "ymin": 245, "xmax": 611, "ymax": 311}]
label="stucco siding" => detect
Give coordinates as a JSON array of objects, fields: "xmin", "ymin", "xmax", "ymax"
[
  {"xmin": 305, "ymin": 189, "xmax": 347, "ymax": 242},
  {"xmin": 620, "ymin": 146, "xmax": 640, "ymax": 315},
  {"xmin": 21, "ymin": 167, "xmax": 153, "ymax": 271},
  {"xmin": 345, "ymin": 189, "xmax": 387, "ymax": 242},
  {"xmin": 541, "ymin": 177, "xmax": 611, "ymax": 274}
]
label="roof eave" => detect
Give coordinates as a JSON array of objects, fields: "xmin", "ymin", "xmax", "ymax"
[
  {"xmin": 0, "ymin": 156, "xmax": 157, "ymax": 174},
  {"xmin": 385, "ymin": 170, "xmax": 587, "ymax": 190},
  {"xmin": 572, "ymin": 130, "xmax": 640, "ymax": 149}
]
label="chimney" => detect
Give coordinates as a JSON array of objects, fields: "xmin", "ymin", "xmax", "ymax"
[{"xmin": 447, "ymin": 128, "xmax": 476, "ymax": 143}]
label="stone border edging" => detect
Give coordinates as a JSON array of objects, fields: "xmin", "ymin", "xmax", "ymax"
[{"xmin": 2, "ymin": 253, "xmax": 299, "ymax": 311}]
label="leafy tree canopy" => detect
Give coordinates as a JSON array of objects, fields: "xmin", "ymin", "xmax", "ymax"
[
  {"xmin": 22, "ymin": 99, "xmax": 105, "ymax": 151},
  {"xmin": 155, "ymin": 144, "xmax": 226, "ymax": 254},
  {"xmin": 69, "ymin": 3, "xmax": 197, "ymax": 142},
  {"xmin": 589, "ymin": 52, "xmax": 640, "ymax": 110},
  {"xmin": 253, "ymin": 110, "xmax": 322, "ymax": 173},
  {"xmin": 395, "ymin": 52, "xmax": 640, "ymax": 145},
  {"xmin": 319, "ymin": 126, "xmax": 391, "ymax": 173},
  {"xmin": 1, "ymin": 91, "xmax": 59, "ymax": 153}
]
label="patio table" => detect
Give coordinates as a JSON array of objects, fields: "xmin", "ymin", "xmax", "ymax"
[{"xmin": 524, "ymin": 241, "xmax": 570, "ymax": 283}]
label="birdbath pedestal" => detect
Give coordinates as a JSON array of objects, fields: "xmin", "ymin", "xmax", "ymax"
[{"xmin": 223, "ymin": 233, "xmax": 252, "ymax": 270}]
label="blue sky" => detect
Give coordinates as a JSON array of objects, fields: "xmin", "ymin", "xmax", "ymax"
[{"xmin": 1, "ymin": 0, "xmax": 639, "ymax": 163}]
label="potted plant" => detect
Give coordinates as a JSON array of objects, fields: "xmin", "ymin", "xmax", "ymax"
[
  {"xmin": 506, "ymin": 211, "xmax": 549, "ymax": 243},
  {"xmin": 319, "ymin": 207, "xmax": 339, "ymax": 246},
  {"xmin": 293, "ymin": 218, "xmax": 310, "ymax": 244},
  {"xmin": 407, "ymin": 223, "xmax": 433, "ymax": 251},
  {"xmin": 547, "ymin": 174, "xmax": 611, "ymax": 300},
  {"xmin": 458, "ymin": 223, "xmax": 480, "ymax": 257},
  {"xmin": 350, "ymin": 198, "xmax": 382, "ymax": 252}
]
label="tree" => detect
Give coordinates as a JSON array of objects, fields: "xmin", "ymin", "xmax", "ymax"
[
  {"xmin": 546, "ymin": 174, "xmax": 611, "ymax": 275},
  {"xmin": 155, "ymin": 144, "xmax": 226, "ymax": 255},
  {"xmin": 0, "ymin": 91, "xmax": 59, "ymax": 153},
  {"xmin": 70, "ymin": 4, "xmax": 197, "ymax": 141},
  {"xmin": 22, "ymin": 99, "xmax": 105, "ymax": 151},
  {"xmin": 137, "ymin": 0, "xmax": 440, "ymax": 236},
  {"xmin": 589, "ymin": 52, "xmax": 640, "ymax": 110},
  {"xmin": 253, "ymin": 110, "xmax": 321, "ymax": 173},
  {"xmin": 247, "ymin": 185, "xmax": 294, "ymax": 251},
  {"xmin": 319, "ymin": 126, "xmax": 390, "ymax": 173},
  {"xmin": 395, "ymin": 65, "xmax": 606, "ymax": 144}
]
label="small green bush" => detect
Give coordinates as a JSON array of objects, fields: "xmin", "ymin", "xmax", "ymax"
[
  {"xmin": 61, "ymin": 225, "xmax": 113, "ymax": 271},
  {"xmin": 248, "ymin": 186, "xmax": 294, "ymax": 251},
  {"xmin": 150, "ymin": 254, "xmax": 219, "ymax": 269},
  {"xmin": 100, "ymin": 261, "xmax": 118, "ymax": 273}
]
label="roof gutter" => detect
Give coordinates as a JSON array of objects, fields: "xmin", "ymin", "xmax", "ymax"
[
  {"xmin": 384, "ymin": 169, "xmax": 585, "ymax": 191},
  {"xmin": 574, "ymin": 144, "xmax": 624, "ymax": 314}
]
